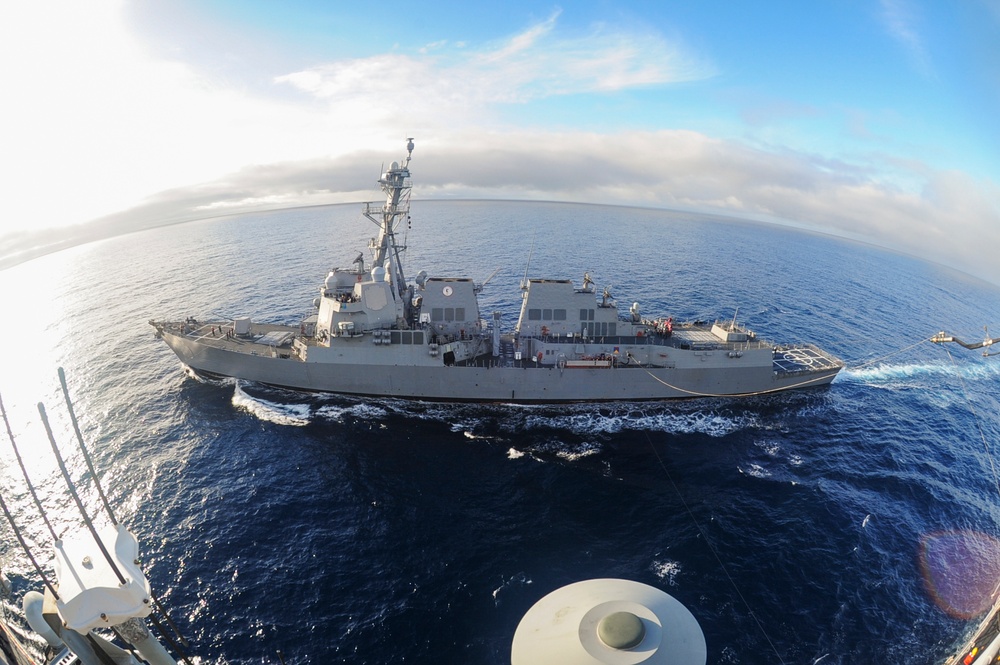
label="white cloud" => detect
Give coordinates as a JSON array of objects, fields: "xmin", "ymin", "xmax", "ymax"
[
  {"xmin": 3, "ymin": 3, "xmax": 997, "ymax": 288},
  {"xmin": 32, "ymin": 129, "xmax": 994, "ymax": 284},
  {"xmin": 1, "ymin": 5, "xmax": 713, "ymax": 240},
  {"xmin": 0, "ymin": 0, "xmax": 347, "ymax": 235},
  {"xmin": 879, "ymin": 0, "xmax": 934, "ymax": 77},
  {"xmin": 276, "ymin": 13, "xmax": 717, "ymax": 115}
]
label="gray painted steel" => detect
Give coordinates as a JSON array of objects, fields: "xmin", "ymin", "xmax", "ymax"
[{"xmin": 151, "ymin": 140, "xmax": 843, "ymax": 402}]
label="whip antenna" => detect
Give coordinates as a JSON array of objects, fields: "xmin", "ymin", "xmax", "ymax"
[
  {"xmin": 0, "ymin": 392, "xmax": 59, "ymax": 542},
  {"xmin": 38, "ymin": 402, "xmax": 128, "ymax": 587},
  {"xmin": 0, "ymin": 483, "xmax": 60, "ymax": 601},
  {"xmin": 57, "ymin": 368, "xmax": 193, "ymax": 652},
  {"xmin": 58, "ymin": 367, "xmax": 118, "ymax": 526}
]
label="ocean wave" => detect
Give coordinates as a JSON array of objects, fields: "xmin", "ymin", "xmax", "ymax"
[
  {"xmin": 520, "ymin": 408, "xmax": 760, "ymax": 438},
  {"xmin": 314, "ymin": 401, "xmax": 389, "ymax": 423},
  {"xmin": 506, "ymin": 439, "xmax": 603, "ymax": 463},
  {"xmin": 231, "ymin": 382, "xmax": 310, "ymax": 426},
  {"xmin": 754, "ymin": 439, "xmax": 782, "ymax": 457},
  {"xmin": 183, "ymin": 365, "xmax": 234, "ymax": 386},
  {"xmin": 738, "ymin": 463, "xmax": 771, "ymax": 479},
  {"xmin": 327, "ymin": 399, "xmax": 763, "ymax": 439}
]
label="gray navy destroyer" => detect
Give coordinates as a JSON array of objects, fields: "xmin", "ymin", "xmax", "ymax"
[{"xmin": 151, "ymin": 140, "xmax": 843, "ymax": 402}]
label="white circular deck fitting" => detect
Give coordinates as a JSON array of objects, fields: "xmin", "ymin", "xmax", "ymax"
[
  {"xmin": 511, "ymin": 578, "xmax": 706, "ymax": 665},
  {"xmin": 598, "ymin": 611, "xmax": 646, "ymax": 649}
]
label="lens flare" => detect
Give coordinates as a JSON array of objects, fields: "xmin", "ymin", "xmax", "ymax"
[{"xmin": 919, "ymin": 530, "xmax": 1000, "ymax": 619}]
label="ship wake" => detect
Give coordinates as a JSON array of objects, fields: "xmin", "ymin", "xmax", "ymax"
[{"xmin": 232, "ymin": 382, "xmax": 310, "ymax": 426}]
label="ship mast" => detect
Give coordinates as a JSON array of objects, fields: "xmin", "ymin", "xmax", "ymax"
[{"xmin": 364, "ymin": 138, "xmax": 414, "ymax": 299}]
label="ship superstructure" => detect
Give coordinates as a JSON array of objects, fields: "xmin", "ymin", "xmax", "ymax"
[{"xmin": 151, "ymin": 140, "xmax": 842, "ymax": 402}]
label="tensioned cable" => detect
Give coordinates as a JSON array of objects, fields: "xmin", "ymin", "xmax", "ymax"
[
  {"xmin": 632, "ymin": 333, "xmax": 971, "ymax": 662},
  {"xmin": 644, "ymin": 431, "xmax": 786, "ymax": 664},
  {"xmin": 146, "ymin": 612, "xmax": 195, "ymax": 665},
  {"xmin": 937, "ymin": 344, "xmax": 1000, "ymax": 653},
  {"xmin": 849, "ymin": 337, "xmax": 933, "ymax": 370},
  {"xmin": 941, "ymin": 348, "xmax": 1000, "ymax": 500},
  {"xmin": 638, "ymin": 335, "xmax": 938, "ymax": 399},
  {"xmin": 642, "ymin": 367, "xmax": 836, "ymax": 399}
]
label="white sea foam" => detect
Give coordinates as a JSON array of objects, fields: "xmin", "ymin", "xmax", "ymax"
[
  {"xmin": 755, "ymin": 439, "xmax": 782, "ymax": 457},
  {"xmin": 523, "ymin": 440, "xmax": 602, "ymax": 461},
  {"xmin": 651, "ymin": 558, "xmax": 681, "ymax": 586},
  {"xmin": 842, "ymin": 359, "xmax": 1000, "ymax": 385},
  {"xmin": 314, "ymin": 402, "xmax": 388, "ymax": 422},
  {"xmin": 738, "ymin": 463, "xmax": 770, "ymax": 478},
  {"xmin": 520, "ymin": 409, "xmax": 758, "ymax": 438},
  {"xmin": 348, "ymin": 399, "xmax": 761, "ymax": 440},
  {"xmin": 231, "ymin": 382, "xmax": 310, "ymax": 426},
  {"xmin": 507, "ymin": 448, "xmax": 525, "ymax": 459},
  {"xmin": 183, "ymin": 365, "xmax": 234, "ymax": 386},
  {"xmin": 491, "ymin": 572, "xmax": 532, "ymax": 604},
  {"xmin": 556, "ymin": 441, "xmax": 602, "ymax": 461}
]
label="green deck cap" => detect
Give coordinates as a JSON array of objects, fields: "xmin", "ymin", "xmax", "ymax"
[{"xmin": 597, "ymin": 611, "xmax": 645, "ymax": 650}]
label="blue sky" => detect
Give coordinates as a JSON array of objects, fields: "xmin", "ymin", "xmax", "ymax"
[{"xmin": 2, "ymin": 0, "xmax": 999, "ymax": 282}]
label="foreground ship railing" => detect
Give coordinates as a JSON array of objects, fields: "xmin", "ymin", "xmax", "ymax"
[{"xmin": 1, "ymin": 370, "xmax": 191, "ymax": 665}]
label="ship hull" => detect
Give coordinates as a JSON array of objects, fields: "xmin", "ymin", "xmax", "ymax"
[
  {"xmin": 157, "ymin": 327, "xmax": 839, "ymax": 403},
  {"xmin": 150, "ymin": 142, "xmax": 844, "ymax": 404}
]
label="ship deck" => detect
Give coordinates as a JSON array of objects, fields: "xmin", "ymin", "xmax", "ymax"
[
  {"xmin": 154, "ymin": 319, "xmax": 843, "ymax": 377},
  {"xmin": 154, "ymin": 320, "xmax": 302, "ymax": 357},
  {"xmin": 772, "ymin": 345, "xmax": 843, "ymax": 376}
]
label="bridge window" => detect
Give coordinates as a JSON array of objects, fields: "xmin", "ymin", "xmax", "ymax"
[
  {"xmin": 554, "ymin": 309, "xmax": 567, "ymax": 321},
  {"xmin": 529, "ymin": 309, "xmax": 541, "ymax": 320}
]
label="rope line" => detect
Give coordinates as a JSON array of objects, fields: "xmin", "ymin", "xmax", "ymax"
[
  {"xmin": 849, "ymin": 337, "xmax": 932, "ymax": 370},
  {"xmin": 645, "ymin": 432, "xmax": 787, "ymax": 664},
  {"xmin": 637, "ymin": 334, "xmax": 944, "ymax": 400},
  {"xmin": 643, "ymin": 368, "xmax": 838, "ymax": 398},
  {"xmin": 942, "ymin": 348, "xmax": 1000, "ymax": 500},
  {"xmin": 640, "ymin": 330, "xmax": 993, "ymax": 663}
]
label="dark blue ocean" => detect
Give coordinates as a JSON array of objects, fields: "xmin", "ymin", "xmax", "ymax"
[{"xmin": 3, "ymin": 200, "xmax": 1000, "ymax": 664}]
